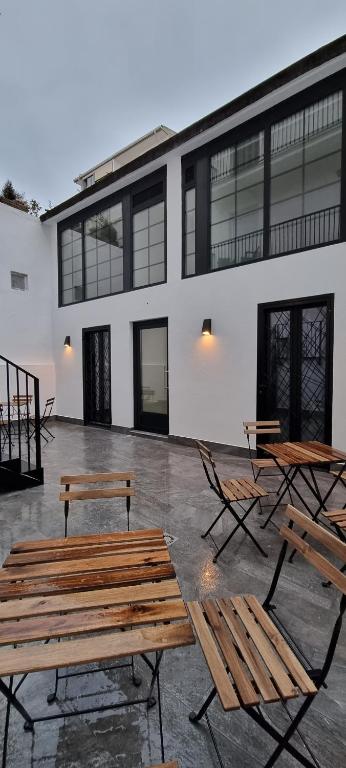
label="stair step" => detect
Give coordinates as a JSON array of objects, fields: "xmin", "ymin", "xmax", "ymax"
[{"xmin": 0, "ymin": 465, "xmax": 43, "ymax": 493}]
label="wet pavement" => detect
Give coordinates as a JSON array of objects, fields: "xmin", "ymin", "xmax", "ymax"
[{"xmin": 0, "ymin": 422, "xmax": 345, "ymax": 767}]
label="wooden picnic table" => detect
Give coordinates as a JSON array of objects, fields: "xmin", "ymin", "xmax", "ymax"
[
  {"xmin": 258, "ymin": 440, "xmax": 346, "ymax": 530},
  {"xmin": 0, "ymin": 527, "xmax": 194, "ymax": 767}
]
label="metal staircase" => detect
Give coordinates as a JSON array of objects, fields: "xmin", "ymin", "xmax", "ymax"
[{"xmin": 0, "ymin": 355, "xmax": 43, "ymax": 491}]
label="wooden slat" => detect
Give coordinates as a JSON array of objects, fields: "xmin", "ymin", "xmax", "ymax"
[
  {"xmin": 244, "ymin": 596, "xmax": 316, "ymax": 695},
  {"xmin": 252, "ymin": 458, "xmax": 288, "ymax": 468},
  {"xmin": 231, "ymin": 596, "xmax": 298, "ymax": 700},
  {"xmin": 0, "ymin": 563, "xmax": 176, "ymax": 600},
  {"xmin": 284, "ymin": 505, "xmax": 346, "ymax": 563},
  {"xmin": 322, "ymin": 511, "xmax": 346, "ymax": 523},
  {"xmin": 187, "ymin": 601, "xmax": 240, "ymax": 711},
  {"xmin": 330, "ymin": 470, "xmax": 346, "ymax": 479},
  {"xmin": 281, "ymin": 526, "xmax": 346, "ymax": 594},
  {"xmin": 220, "ymin": 482, "xmax": 237, "ymax": 502},
  {"xmin": 148, "ymin": 763, "xmax": 179, "ymax": 768},
  {"xmin": 304, "ymin": 441, "xmax": 346, "ymax": 462},
  {"xmin": 0, "ymin": 599, "xmax": 187, "ymax": 645},
  {"xmin": 11, "ymin": 528, "xmax": 163, "ymax": 553},
  {"xmin": 203, "ymin": 599, "xmax": 259, "ymax": 707},
  {"xmin": 0, "ymin": 622, "xmax": 195, "ymax": 677},
  {"xmin": 217, "ymin": 598, "xmax": 279, "ymax": 703},
  {"xmin": 0, "ymin": 550, "xmax": 171, "ymax": 583},
  {"xmin": 245, "ymin": 428, "xmax": 281, "ymax": 435},
  {"xmin": 284, "ymin": 442, "xmax": 330, "ymax": 464},
  {"xmin": 0, "ymin": 579, "xmax": 181, "ymax": 621},
  {"xmin": 5, "ymin": 539, "xmax": 166, "ymax": 567},
  {"xmin": 60, "ymin": 487, "xmax": 135, "ymax": 502},
  {"xmin": 243, "ymin": 421, "xmax": 281, "ymax": 427},
  {"xmin": 60, "ymin": 471, "xmax": 135, "ymax": 484},
  {"xmin": 222, "ymin": 480, "xmax": 245, "ymax": 501},
  {"xmin": 238, "ymin": 477, "xmax": 268, "ymax": 498}
]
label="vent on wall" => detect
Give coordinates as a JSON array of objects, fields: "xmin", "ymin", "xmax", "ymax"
[{"xmin": 10, "ymin": 271, "xmax": 28, "ymax": 291}]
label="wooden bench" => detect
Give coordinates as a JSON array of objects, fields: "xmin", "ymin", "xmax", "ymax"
[
  {"xmin": 0, "ymin": 528, "xmax": 194, "ymax": 768},
  {"xmin": 187, "ymin": 505, "xmax": 346, "ymax": 768},
  {"xmin": 148, "ymin": 763, "xmax": 179, "ymax": 768},
  {"xmin": 60, "ymin": 470, "xmax": 136, "ymax": 536},
  {"xmin": 196, "ymin": 441, "xmax": 268, "ymax": 561}
]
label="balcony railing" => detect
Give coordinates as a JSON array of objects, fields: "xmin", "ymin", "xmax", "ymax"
[
  {"xmin": 211, "ymin": 229, "xmax": 263, "ymax": 270},
  {"xmin": 270, "ymin": 205, "xmax": 340, "ymax": 256}
]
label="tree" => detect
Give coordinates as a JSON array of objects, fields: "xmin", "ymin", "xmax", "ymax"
[
  {"xmin": 28, "ymin": 199, "xmax": 42, "ymax": 217},
  {"xmin": 1, "ymin": 179, "xmax": 18, "ymax": 200}
]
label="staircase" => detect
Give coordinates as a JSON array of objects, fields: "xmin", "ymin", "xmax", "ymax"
[{"xmin": 0, "ymin": 355, "xmax": 43, "ymax": 491}]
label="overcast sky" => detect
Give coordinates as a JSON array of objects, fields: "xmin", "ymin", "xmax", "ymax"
[{"xmin": 1, "ymin": 0, "xmax": 345, "ymax": 208}]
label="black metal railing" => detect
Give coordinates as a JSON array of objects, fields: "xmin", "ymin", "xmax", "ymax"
[
  {"xmin": 211, "ymin": 228, "xmax": 263, "ymax": 269},
  {"xmin": 0, "ymin": 355, "xmax": 41, "ymax": 476},
  {"xmin": 270, "ymin": 205, "xmax": 340, "ymax": 256}
]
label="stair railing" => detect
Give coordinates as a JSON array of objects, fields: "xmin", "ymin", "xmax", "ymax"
[{"xmin": 0, "ymin": 355, "xmax": 41, "ymax": 478}]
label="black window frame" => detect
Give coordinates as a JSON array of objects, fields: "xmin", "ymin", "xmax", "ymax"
[
  {"xmin": 57, "ymin": 168, "xmax": 167, "ymax": 307},
  {"xmin": 182, "ymin": 69, "xmax": 346, "ymax": 279}
]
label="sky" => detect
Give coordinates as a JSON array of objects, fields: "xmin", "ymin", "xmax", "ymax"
[{"xmin": 0, "ymin": 0, "xmax": 345, "ymax": 209}]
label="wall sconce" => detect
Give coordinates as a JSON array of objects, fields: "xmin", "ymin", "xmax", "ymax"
[
  {"xmin": 201, "ymin": 319, "xmax": 212, "ymax": 336},
  {"xmin": 64, "ymin": 336, "xmax": 71, "ymax": 348}
]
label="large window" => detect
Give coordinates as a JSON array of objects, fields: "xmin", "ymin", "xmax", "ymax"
[
  {"xmin": 61, "ymin": 222, "xmax": 83, "ymax": 305},
  {"xmin": 270, "ymin": 91, "xmax": 343, "ymax": 254},
  {"xmin": 210, "ymin": 132, "xmax": 264, "ymax": 269},
  {"xmin": 58, "ymin": 171, "xmax": 166, "ymax": 305},
  {"xmin": 132, "ymin": 195, "xmax": 165, "ymax": 288},
  {"xmin": 182, "ymin": 77, "xmax": 345, "ymax": 278},
  {"xmin": 84, "ymin": 203, "xmax": 123, "ymax": 299}
]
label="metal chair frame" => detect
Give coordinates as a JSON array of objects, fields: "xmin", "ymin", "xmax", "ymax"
[
  {"xmin": 29, "ymin": 396, "xmax": 55, "ymax": 444},
  {"xmin": 196, "ymin": 440, "xmax": 268, "ymax": 561},
  {"xmin": 189, "ymin": 505, "xmax": 346, "ymax": 768},
  {"xmin": 243, "ymin": 420, "xmax": 294, "ymax": 520}
]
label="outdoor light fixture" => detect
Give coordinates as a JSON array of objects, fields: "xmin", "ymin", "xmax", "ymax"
[
  {"xmin": 64, "ymin": 336, "xmax": 71, "ymax": 348},
  {"xmin": 201, "ymin": 319, "xmax": 212, "ymax": 336}
]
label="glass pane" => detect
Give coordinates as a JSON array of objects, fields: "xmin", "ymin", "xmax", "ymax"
[
  {"xmin": 300, "ymin": 305, "xmax": 327, "ymax": 441},
  {"xmin": 270, "ymin": 91, "xmax": 342, "ymax": 255},
  {"xmin": 111, "ymin": 275, "xmax": 123, "ymax": 293},
  {"xmin": 133, "ymin": 249, "xmax": 149, "ymax": 270},
  {"xmin": 149, "ymin": 202, "xmax": 164, "ymax": 225},
  {"xmin": 86, "ymin": 265, "xmax": 97, "ymax": 284},
  {"xmin": 98, "ymin": 278, "xmax": 111, "ymax": 296},
  {"xmin": 140, "ymin": 327, "xmax": 167, "ymax": 415},
  {"xmin": 109, "ymin": 203, "xmax": 122, "ymax": 223},
  {"xmin": 149, "ymin": 243, "xmax": 164, "ymax": 265},
  {"xmin": 185, "ymin": 188, "xmax": 195, "ymax": 211},
  {"xmin": 149, "ymin": 262, "xmax": 165, "ymax": 284},
  {"xmin": 149, "ymin": 222, "xmax": 164, "ymax": 246},
  {"xmin": 185, "ymin": 252, "xmax": 195, "ymax": 276},
  {"xmin": 85, "ymin": 282, "xmax": 97, "ymax": 299},
  {"xmin": 133, "ymin": 267, "xmax": 149, "ymax": 288},
  {"xmin": 62, "ymin": 288, "xmax": 73, "ymax": 304},
  {"xmin": 133, "ymin": 209, "xmax": 148, "ymax": 232},
  {"xmin": 134, "ymin": 228, "xmax": 148, "ymax": 251},
  {"xmin": 267, "ymin": 310, "xmax": 291, "ymax": 440}
]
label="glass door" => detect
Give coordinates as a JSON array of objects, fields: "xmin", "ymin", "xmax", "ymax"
[
  {"xmin": 133, "ymin": 319, "xmax": 168, "ymax": 434},
  {"xmin": 83, "ymin": 326, "xmax": 111, "ymax": 426},
  {"xmin": 257, "ymin": 296, "xmax": 333, "ymax": 443}
]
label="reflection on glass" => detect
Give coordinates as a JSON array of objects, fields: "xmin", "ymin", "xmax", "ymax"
[
  {"xmin": 210, "ymin": 132, "xmax": 264, "ymax": 270},
  {"xmin": 61, "ymin": 221, "xmax": 83, "ymax": 304},
  {"xmin": 140, "ymin": 327, "xmax": 168, "ymax": 415},
  {"xmin": 270, "ymin": 91, "xmax": 342, "ymax": 254},
  {"xmin": 133, "ymin": 202, "xmax": 165, "ymax": 287}
]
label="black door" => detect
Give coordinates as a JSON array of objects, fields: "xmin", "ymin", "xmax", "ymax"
[
  {"xmin": 257, "ymin": 295, "xmax": 333, "ymax": 443},
  {"xmin": 83, "ymin": 326, "xmax": 111, "ymax": 426},
  {"xmin": 133, "ymin": 319, "xmax": 168, "ymax": 434}
]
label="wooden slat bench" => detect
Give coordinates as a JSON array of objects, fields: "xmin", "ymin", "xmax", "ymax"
[
  {"xmin": 59, "ymin": 470, "xmax": 136, "ymax": 536},
  {"xmin": 187, "ymin": 505, "xmax": 346, "ymax": 768},
  {"xmin": 0, "ymin": 528, "xmax": 194, "ymax": 768}
]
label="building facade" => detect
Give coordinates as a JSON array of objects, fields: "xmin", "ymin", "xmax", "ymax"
[{"xmin": 2, "ymin": 37, "xmax": 346, "ymax": 452}]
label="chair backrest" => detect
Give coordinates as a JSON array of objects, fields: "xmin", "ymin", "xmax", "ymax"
[
  {"xmin": 59, "ymin": 471, "xmax": 136, "ymax": 502},
  {"xmin": 264, "ymin": 504, "xmax": 346, "ymax": 689},
  {"xmin": 12, "ymin": 394, "xmax": 33, "ymax": 406},
  {"xmin": 195, "ymin": 440, "xmax": 223, "ymax": 498},
  {"xmin": 243, "ymin": 420, "xmax": 282, "ymax": 458},
  {"xmin": 281, "ymin": 504, "xmax": 346, "ymax": 594},
  {"xmin": 42, "ymin": 396, "xmax": 55, "ymax": 420}
]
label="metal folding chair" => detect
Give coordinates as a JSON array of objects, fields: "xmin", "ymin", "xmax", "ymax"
[
  {"xmin": 196, "ymin": 440, "xmax": 268, "ymax": 561},
  {"xmin": 188, "ymin": 504, "xmax": 346, "ymax": 768},
  {"xmin": 29, "ymin": 396, "xmax": 55, "ymax": 444},
  {"xmin": 243, "ymin": 420, "xmax": 293, "ymax": 517}
]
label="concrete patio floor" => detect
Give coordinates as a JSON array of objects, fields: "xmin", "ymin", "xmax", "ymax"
[{"xmin": 0, "ymin": 422, "xmax": 345, "ymax": 768}]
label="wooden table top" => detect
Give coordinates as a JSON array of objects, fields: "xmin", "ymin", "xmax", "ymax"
[
  {"xmin": 0, "ymin": 528, "xmax": 194, "ymax": 677},
  {"xmin": 258, "ymin": 440, "xmax": 346, "ymax": 466}
]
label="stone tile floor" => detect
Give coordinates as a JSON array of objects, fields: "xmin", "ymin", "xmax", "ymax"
[{"xmin": 0, "ymin": 422, "xmax": 345, "ymax": 767}]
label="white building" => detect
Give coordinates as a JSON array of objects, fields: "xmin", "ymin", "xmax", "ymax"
[{"xmin": 1, "ymin": 35, "xmax": 346, "ymax": 454}]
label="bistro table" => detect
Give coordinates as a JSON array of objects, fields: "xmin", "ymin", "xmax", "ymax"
[
  {"xmin": 0, "ymin": 527, "xmax": 194, "ymax": 767},
  {"xmin": 258, "ymin": 440, "xmax": 346, "ymax": 530}
]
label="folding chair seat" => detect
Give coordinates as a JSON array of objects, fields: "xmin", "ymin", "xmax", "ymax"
[
  {"xmin": 243, "ymin": 421, "xmax": 293, "ymax": 517},
  {"xmin": 60, "ymin": 471, "xmax": 136, "ymax": 536},
  {"xmin": 196, "ymin": 441, "xmax": 268, "ymax": 561},
  {"xmin": 188, "ymin": 504, "xmax": 346, "ymax": 768}
]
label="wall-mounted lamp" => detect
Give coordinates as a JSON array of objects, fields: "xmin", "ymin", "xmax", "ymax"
[
  {"xmin": 201, "ymin": 319, "xmax": 212, "ymax": 336},
  {"xmin": 64, "ymin": 335, "xmax": 71, "ymax": 348}
]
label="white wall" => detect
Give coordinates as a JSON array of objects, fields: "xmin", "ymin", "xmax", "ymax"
[
  {"xmin": 49, "ymin": 154, "xmax": 346, "ymax": 450},
  {"xmin": 0, "ymin": 202, "xmax": 55, "ymax": 409}
]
